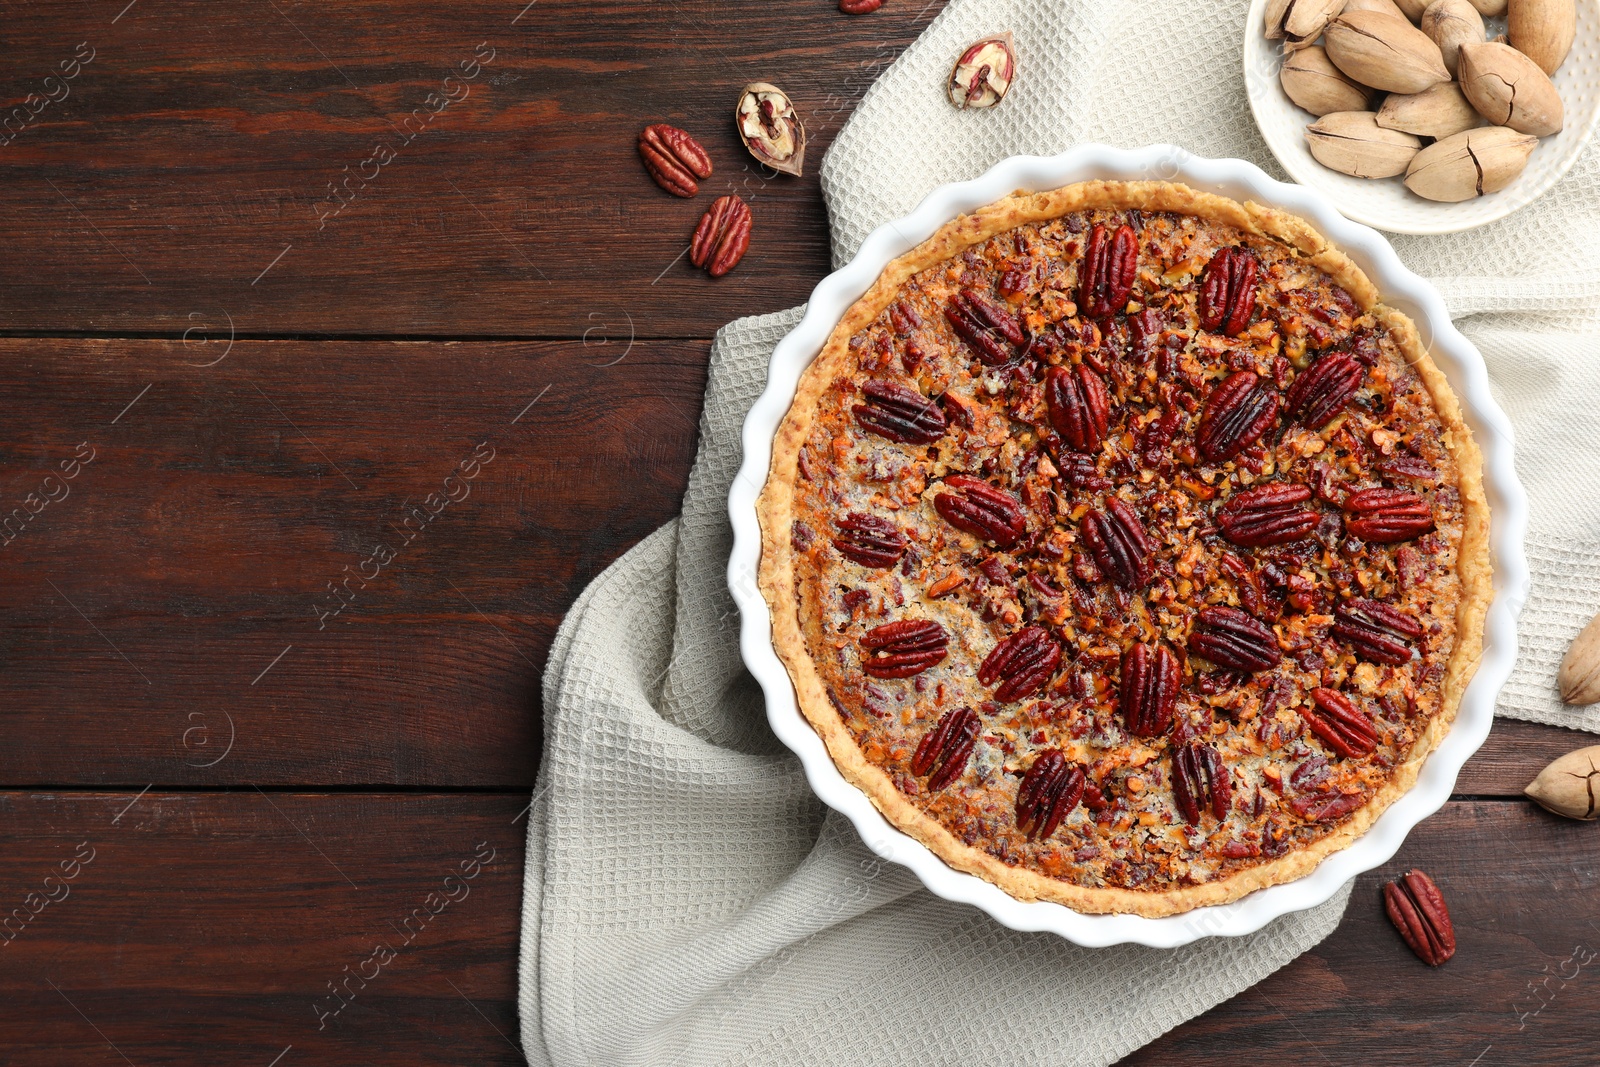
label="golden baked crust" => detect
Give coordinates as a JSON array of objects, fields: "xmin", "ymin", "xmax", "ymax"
[{"xmin": 757, "ymin": 181, "xmax": 1490, "ymax": 917}]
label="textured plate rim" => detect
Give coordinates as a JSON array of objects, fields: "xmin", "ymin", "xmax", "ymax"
[{"xmin": 727, "ymin": 144, "xmax": 1529, "ymax": 948}]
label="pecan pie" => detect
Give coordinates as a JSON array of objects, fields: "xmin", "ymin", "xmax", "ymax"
[{"xmin": 757, "ymin": 181, "xmax": 1490, "ymax": 916}]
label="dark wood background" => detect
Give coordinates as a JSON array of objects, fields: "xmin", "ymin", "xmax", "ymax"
[{"xmin": 3, "ymin": 1, "xmax": 1597, "ymax": 1063}]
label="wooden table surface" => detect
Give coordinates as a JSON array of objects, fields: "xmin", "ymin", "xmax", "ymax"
[{"xmin": 4, "ymin": 2, "xmax": 1597, "ymax": 1063}]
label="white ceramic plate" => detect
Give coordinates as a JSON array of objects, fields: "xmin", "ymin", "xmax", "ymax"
[
  {"xmin": 1243, "ymin": 0, "xmax": 1600, "ymax": 234},
  {"xmin": 727, "ymin": 145, "xmax": 1529, "ymax": 948}
]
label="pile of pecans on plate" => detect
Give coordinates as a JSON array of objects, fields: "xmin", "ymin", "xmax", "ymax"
[{"xmin": 1271, "ymin": 0, "xmax": 1574, "ymax": 201}]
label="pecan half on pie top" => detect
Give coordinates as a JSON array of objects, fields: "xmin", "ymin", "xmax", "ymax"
[{"xmin": 757, "ymin": 181, "xmax": 1490, "ymax": 917}]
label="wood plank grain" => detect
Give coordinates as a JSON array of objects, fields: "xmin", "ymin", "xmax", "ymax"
[
  {"xmin": 0, "ymin": 338, "xmax": 704, "ymax": 786},
  {"xmin": 0, "ymin": 0, "xmax": 943, "ymax": 337}
]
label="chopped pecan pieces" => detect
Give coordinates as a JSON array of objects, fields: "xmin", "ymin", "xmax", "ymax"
[
  {"xmin": 934, "ymin": 475, "xmax": 1027, "ymax": 547},
  {"xmin": 1172, "ymin": 742, "xmax": 1232, "ymax": 824},
  {"xmin": 860, "ymin": 619, "xmax": 948, "ymax": 678},
  {"xmin": 1197, "ymin": 371, "xmax": 1281, "ymax": 463},
  {"xmin": 1077, "ymin": 223, "xmax": 1137, "ymax": 319},
  {"xmin": 1302, "ymin": 687, "xmax": 1379, "ymax": 758},
  {"xmin": 1383, "ymin": 869, "xmax": 1456, "ymax": 966},
  {"xmin": 1188, "ymin": 605, "xmax": 1281, "ymax": 673},
  {"xmin": 1044, "ymin": 365, "xmax": 1112, "ymax": 453},
  {"xmin": 1120, "ymin": 642, "xmax": 1179, "ymax": 737},
  {"xmin": 832, "ymin": 513, "xmax": 906, "ymax": 568},
  {"xmin": 1015, "ymin": 749, "xmax": 1086, "ymax": 840},
  {"xmin": 1215, "ymin": 483, "xmax": 1318, "ymax": 547},
  {"xmin": 1344, "ymin": 488, "xmax": 1434, "ymax": 543},
  {"xmin": 946, "ymin": 289, "xmax": 1027, "ymax": 365},
  {"xmin": 911, "ymin": 707, "xmax": 980, "ymax": 789},
  {"xmin": 978, "ymin": 625, "xmax": 1061, "ymax": 702},
  {"xmin": 1332, "ymin": 598, "xmax": 1422, "ymax": 665},
  {"xmin": 1198, "ymin": 247, "xmax": 1259, "ymax": 337},
  {"xmin": 1082, "ymin": 499, "xmax": 1154, "ymax": 590},
  {"xmin": 1285, "ymin": 352, "xmax": 1365, "ymax": 429},
  {"xmin": 852, "ymin": 379, "xmax": 947, "ymax": 444}
]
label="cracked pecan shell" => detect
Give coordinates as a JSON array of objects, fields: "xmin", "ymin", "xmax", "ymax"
[
  {"xmin": 1198, "ymin": 247, "xmax": 1259, "ymax": 337},
  {"xmin": 1077, "ymin": 222, "xmax": 1137, "ymax": 319},
  {"xmin": 852, "ymin": 379, "xmax": 948, "ymax": 444},
  {"xmin": 1015, "ymin": 749, "xmax": 1086, "ymax": 840},
  {"xmin": 832, "ymin": 513, "xmax": 906, "ymax": 568},
  {"xmin": 978, "ymin": 625, "xmax": 1061, "ymax": 702},
  {"xmin": 1044, "ymin": 364, "xmax": 1112, "ymax": 453},
  {"xmin": 860, "ymin": 619, "xmax": 949, "ymax": 678},
  {"xmin": 1173, "ymin": 742, "xmax": 1232, "ymax": 824},
  {"xmin": 1120, "ymin": 642, "xmax": 1180, "ymax": 737},
  {"xmin": 1082, "ymin": 498, "xmax": 1154, "ymax": 591},
  {"xmin": 911, "ymin": 707, "xmax": 980, "ymax": 790},
  {"xmin": 1197, "ymin": 371, "xmax": 1281, "ymax": 464},
  {"xmin": 934, "ymin": 475, "xmax": 1027, "ymax": 547},
  {"xmin": 1344, "ymin": 487, "xmax": 1434, "ymax": 543},
  {"xmin": 1303, "ymin": 687, "xmax": 1379, "ymax": 757},
  {"xmin": 1215, "ymin": 483, "xmax": 1318, "ymax": 547},
  {"xmin": 1188, "ymin": 605, "xmax": 1282, "ymax": 673}
]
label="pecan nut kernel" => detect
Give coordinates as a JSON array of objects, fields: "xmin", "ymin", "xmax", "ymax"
[
  {"xmin": 1188, "ymin": 605, "xmax": 1282, "ymax": 673},
  {"xmin": 946, "ymin": 288, "xmax": 1027, "ymax": 365},
  {"xmin": 911, "ymin": 707, "xmax": 980, "ymax": 790},
  {"xmin": 1120, "ymin": 642, "xmax": 1180, "ymax": 738},
  {"xmin": 1285, "ymin": 351, "xmax": 1365, "ymax": 429},
  {"xmin": 1344, "ymin": 487, "xmax": 1435, "ymax": 543},
  {"xmin": 1197, "ymin": 247, "xmax": 1259, "ymax": 337},
  {"xmin": 852, "ymin": 379, "xmax": 947, "ymax": 444},
  {"xmin": 637, "ymin": 123, "xmax": 713, "ymax": 197},
  {"xmin": 1303, "ymin": 687, "xmax": 1380, "ymax": 758},
  {"xmin": 838, "ymin": 0, "xmax": 882, "ymax": 12},
  {"xmin": 1077, "ymin": 222, "xmax": 1137, "ymax": 319},
  {"xmin": 1383, "ymin": 868, "xmax": 1457, "ymax": 966},
  {"xmin": 948, "ymin": 33, "xmax": 1016, "ymax": 109},
  {"xmin": 978, "ymin": 625, "xmax": 1061, "ymax": 703},
  {"xmin": 689, "ymin": 195, "xmax": 752, "ymax": 277},
  {"xmin": 1172, "ymin": 742, "xmax": 1232, "ymax": 824},
  {"xmin": 1015, "ymin": 749, "xmax": 1086, "ymax": 840},
  {"xmin": 1082, "ymin": 498, "xmax": 1154, "ymax": 591},
  {"xmin": 1197, "ymin": 371, "xmax": 1281, "ymax": 463},
  {"xmin": 1216, "ymin": 483, "xmax": 1318, "ymax": 547},
  {"xmin": 860, "ymin": 619, "xmax": 948, "ymax": 678},
  {"xmin": 934, "ymin": 474, "xmax": 1027, "ymax": 547},
  {"xmin": 832, "ymin": 513, "xmax": 906, "ymax": 568},
  {"xmin": 1332, "ymin": 598, "xmax": 1422, "ymax": 665},
  {"xmin": 736, "ymin": 82, "xmax": 806, "ymax": 177},
  {"xmin": 1044, "ymin": 365, "xmax": 1112, "ymax": 453}
]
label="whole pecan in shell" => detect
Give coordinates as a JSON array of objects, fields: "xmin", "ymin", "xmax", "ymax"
[
  {"xmin": 1077, "ymin": 223, "xmax": 1137, "ymax": 319},
  {"xmin": 1332, "ymin": 598, "xmax": 1422, "ymax": 665},
  {"xmin": 1015, "ymin": 749, "xmax": 1086, "ymax": 840},
  {"xmin": 1197, "ymin": 247, "xmax": 1259, "ymax": 337},
  {"xmin": 1119, "ymin": 642, "xmax": 1180, "ymax": 737},
  {"xmin": 1383, "ymin": 868, "xmax": 1456, "ymax": 966},
  {"xmin": 1188, "ymin": 605, "xmax": 1282, "ymax": 673},
  {"xmin": 1215, "ymin": 483, "xmax": 1318, "ymax": 547},
  {"xmin": 1285, "ymin": 352, "xmax": 1365, "ymax": 429},
  {"xmin": 1082, "ymin": 498, "xmax": 1154, "ymax": 590},
  {"xmin": 934, "ymin": 475, "xmax": 1027, "ymax": 547},
  {"xmin": 946, "ymin": 288, "xmax": 1027, "ymax": 365},
  {"xmin": 689, "ymin": 195, "xmax": 752, "ymax": 277},
  {"xmin": 978, "ymin": 625, "xmax": 1061, "ymax": 703},
  {"xmin": 1344, "ymin": 487, "xmax": 1434, "ymax": 543},
  {"xmin": 1197, "ymin": 371, "xmax": 1281, "ymax": 463},
  {"xmin": 1044, "ymin": 365, "xmax": 1112, "ymax": 453},
  {"xmin": 1303, "ymin": 687, "xmax": 1379, "ymax": 758},
  {"xmin": 637, "ymin": 123, "xmax": 713, "ymax": 197},
  {"xmin": 839, "ymin": 0, "xmax": 882, "ymax": 11},
  {"xmin": 860, "ymin": 619, "xmax": 948, "ymax": 678},
  {"xmin": 911, "ymin": 707, "xmax": 980, "ymax": 790},
  {"xmin": 852, "ymin": 379, "xmax": 947, "ymax": 444},
  {"xmin": 1172, "ymin": 742, "xmax": 1232, "ymax": 824},
  {"xmin": 832, "ymin": 513, "xmax": 906, "ymax": 568}
]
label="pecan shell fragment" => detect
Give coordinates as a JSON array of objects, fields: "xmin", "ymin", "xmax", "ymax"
[
  {"xmin": 1188, "ymin": 605, "xmax": 1282, "ymax": 673},
  {"xmin": 1120, "ymin": 642, "xmax": 1180, "ymax": 738},
  {"xmin": 1044, "ymin": 365, "xmax": 1112, "ymax": 453},
  {"xmin": 978, "ymin": 625, "xmax": 1061, "ymax": 703},
  {"xmin": 1198, "ymin": 247, "xmax": 1259, "ymax": 337},
  {"xmin": 1172, "ymin": 742, "xmax": 1232, "ymax": 824},
  {"xmin": 689, "ymin": 195, "xmax": 752, "ymax": 277},
  {"xmin": 832, "ymin": 513, "xmax": 906, "ymax": 568},
  {"xmin": 911, "ymin": 707, "xmax": 980, "ymax": 790},
  {"xmin": 1344, "ymin": 487, "xmax": 1434, "ymax": 543},
  {"xmin": 948, "ymin": 33, "xmax": 1016, "ymax": 109},
  {"xmin": 1015, "ymin": 749, "xmax": 1086, "ymax": 840},
  {"xmin": 1077, "ymin": 223, "xmax": 1137, "ymax": 319},
  {"xmin": 638, "ymin": 123, "xmax": 713, "ymax": 197},
  {"xmin": 852, "ymin": 379, "xmax": 947, "ymax": 444},
  {"xmin": 736, "ymin": 82, "xmax": 806, "ymax": 177},
  {"xmin": 946, "ymin": 288, "xmax": 1027, "ymax": 365},
  {"xmin": 1197, "ymin": 371, "xmax": 1281, "ymax": 463},
  {"xmin": 1285, "ymin": 352, "xmax": 1365, "ymax": 429},
  {"xmin": 1216, "ymin": 483, "xmax": 1318, "ymax": 548},
  {"xmin": 1303, "ymin": 687, "xmax": 1379, "ymax": 757},
  {"xmin": 860, "ymin": 619, "xmax": 948, "ymax": 678},
  {"xmin": 1383, "ymin": 868, "xmax": 1456, "ymax": 966},
  {"xmin": 1332, "ymin": 598, "xmax": 1422, "ymax": 665},
  {"xmin": 1082, "ymin": 498, "xmax": 1154, "ymax": 590},
  {"xmin": 934, "ymin": 474, "xmax": 1027, "ymax": 547}
]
